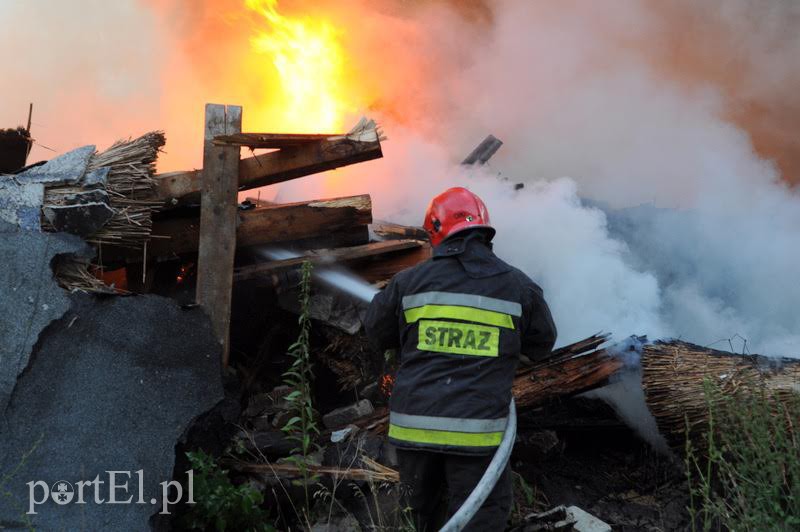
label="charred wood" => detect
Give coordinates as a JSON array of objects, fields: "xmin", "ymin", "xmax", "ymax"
[
  {"xmin": 371, "ymin": 220, "xmax": 429, "ymax": 242},
  {"xmin": 513, "ymin": 342, "xmax": 623, "ymax": 409},
  {"xmin": 101, "ymin": 194, "xmax": 372, "ymax": 264}
]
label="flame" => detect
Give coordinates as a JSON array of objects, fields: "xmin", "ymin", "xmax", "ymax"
[
  {"xmin": 244, "ymin": 0, "xmax": 349, "ymax": 132},
  {"xmin": 175, "ymin": 262, "xmax": 194, "ymax": 284},
  {"xmin": 380, "ymin": 373, "xmax": 396, "ymax": 397}
]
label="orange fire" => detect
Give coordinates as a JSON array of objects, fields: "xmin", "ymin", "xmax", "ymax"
[
  {"xmin": 244, "ymin": 0, "xmax": 351, "ymax": 133},
  {"xmin": 380, "ymin": 373, "xmax": 396, "ymax": 397}
]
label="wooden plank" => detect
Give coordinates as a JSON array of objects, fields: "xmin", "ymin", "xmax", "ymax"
[
  {"xmin": 371, "ymin": 220, "xmax": 430, "ymax": 242},
  {"xmin": 155, "ymin": 138, "xmax": 382, "ymax": 205},
  {"xmin": 351, "ymin": 243, "xmax": 432, "ymax": 284},
  {"xmin": 213, "ymin": 132, "xmax": 335, "ymax": 148},
  {"xmin": 100, "ymin": 195, "xmax": 373, "ymax": 263},
  {"xmin": 195, "ymin": 103, "xmax": 242, "ymax": 368},
  {"xmin": 512, "ymin": 349, "xmax": 623, "ymax": 408},
  {"xmin": 234, "ymin": 240, "xmax": 423, "ymax": 281},
  {"xmin": 237, "ymin": 195, "xmax": 372, "ymax": 246},
  {"xmin": 271, "ymin": 226, "xmax": 370, "ymax": 251}
]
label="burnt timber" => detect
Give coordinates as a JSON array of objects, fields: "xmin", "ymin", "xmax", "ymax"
[{"xmin": 104, "ymin": 194, "xmax": 373, "ymax": 263}]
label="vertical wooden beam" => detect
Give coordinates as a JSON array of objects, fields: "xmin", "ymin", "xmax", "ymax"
[{"xmin": 196, "ymin": 103, "xmax": 242, "ymax": 367}]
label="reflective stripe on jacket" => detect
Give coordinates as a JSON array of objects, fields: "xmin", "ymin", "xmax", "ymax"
[{"xmin": 365, "ymin": 231, "xmax": 557, "ymax": 455}]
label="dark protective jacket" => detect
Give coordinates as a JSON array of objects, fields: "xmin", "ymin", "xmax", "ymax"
[{"xmin": 364, "ymin": 231, "xmax": 557, "ymax": 455}]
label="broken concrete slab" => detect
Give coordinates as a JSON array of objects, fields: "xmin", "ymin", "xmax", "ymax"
[
  {"xmin": 43, "ymin": 201, "xmax": 114, "ymax": 236},
  {"xmin": 279, "ymin": 290, "xmax": 364, "ymax": 335},
  {"xmin": 324, "ymin": 430, "xmax": 383, "ymax": 470},
  {"xmin": 323, "ymin": 399, "xmax": 374, "ymax": 429},
  {"xmin": 0, "ymin": 226, "xmax": 90, "ymax": 416},
  {"xmin": 238, "ymin": 429, "xmax": 296, "ymax": 457},
  {"xmin": 0, "ymin": 292, "xmax": 223, "ymax": 530},
  {"xmin": 331, "ymin": 425, "xmax": 357, "ymax": 443},
  {"xmin": 518, "ymin": 429, "xmax": 561, "ymax": 459},
  {"xmin": 243, "ymin": 385, "xmax": 293, "ymax": 418},
  {"xmin": 82, "ymin": 166, "xmax": 110, "ymax": 187},
  {"xmin": 0, "ymin": 181, "xmax": 44, "ymax": 230},
  {"xmin": 566, "ymin": 506, "xmax": 612, "ymax": 532},
  {"xmin": 58, "ymin": 188, "xmax": 110, "ymax": 206},
  {"xmin": 517, "ymin": 506, "xmax": 574, "ymax": 531},
  {"xmin": 516, "ymin": 505, "xmax": 612, "ymax": 532},
  {"xmin": 14, "ymin": 145, "xmax": 95, "ymax": 185},
  {"xmin": 359, "ymin": 381, "xmax": 380, "ymax": 403}
]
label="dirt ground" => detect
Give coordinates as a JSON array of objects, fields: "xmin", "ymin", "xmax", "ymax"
[{"xmin": 512, "ymin": 399, "xmax": 691, "ymax": 531}]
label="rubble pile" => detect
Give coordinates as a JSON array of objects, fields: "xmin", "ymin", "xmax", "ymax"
[{"xmin": 3, "ymin": 113, "xmax": 795, "ymax": 530}]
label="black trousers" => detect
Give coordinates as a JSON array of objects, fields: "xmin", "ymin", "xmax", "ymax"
[{"xmin": 396, "ymin": 448, "xmax": 512, "ymax": 532}]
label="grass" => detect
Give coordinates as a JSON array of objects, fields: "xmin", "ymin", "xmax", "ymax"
[{"xmin": 685, "ymin": 379, "xmax": 800, "ymax": 531}]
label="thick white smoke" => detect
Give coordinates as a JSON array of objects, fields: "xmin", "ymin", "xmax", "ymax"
[
  {"xmin": 277, "ymin": 0, "xmax": 800, "ymax": 357},
  {"xmin": 2, "ymin": 0, "xmax": 797, "ymax": 356}
]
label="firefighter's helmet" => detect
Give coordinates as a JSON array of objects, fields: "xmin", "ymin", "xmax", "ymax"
[{"xmin": 423, "ymin": 187, "xmax": 494, "ymax": 247}]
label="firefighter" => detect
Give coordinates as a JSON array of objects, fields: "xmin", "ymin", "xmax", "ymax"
[{"xmin": 364, "ymin": 186, "xmax": 557, "ymax": 531}]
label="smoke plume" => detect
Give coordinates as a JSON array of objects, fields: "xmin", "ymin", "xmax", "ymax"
[{"xmin": 2, "ymin": 0, "xmax": 798, "ymax": 356}]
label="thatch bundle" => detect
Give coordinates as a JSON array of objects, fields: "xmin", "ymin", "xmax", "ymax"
[
  {"xmin": 43, "ymin": 131, "xmax": 165, "ymax": 247},
  {"xmin": 86, "ymin": 130, "xmax": 165, "ymax": 247},
  {"xmin": 641, "ymin": 341, "xmax": 800, "ymax": 451},
  {"xmin": 51, "ymin": 255, "xmax": 117, "ymax": 295}
]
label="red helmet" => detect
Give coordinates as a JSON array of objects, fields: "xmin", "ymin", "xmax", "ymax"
[{"xmin": 423, "ymin": 187, "xmax": 494, "ymax": 247}]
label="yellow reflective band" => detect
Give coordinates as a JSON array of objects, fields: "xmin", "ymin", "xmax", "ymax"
[
  {"xmin": 404, "ymin": 305, "xmax": 514, "ymax": 329},
  {"xmin": 389, "ymin": 424, "xmax": 503, "ymax": 447},
  {"xmin": 416, "ymin": 319, "xmax": 500, "ymax": 357}
]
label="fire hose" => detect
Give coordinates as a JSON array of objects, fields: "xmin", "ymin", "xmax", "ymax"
[{"xmin": 439, "ymin": 398, "xmax": 517, "ymax": 532}]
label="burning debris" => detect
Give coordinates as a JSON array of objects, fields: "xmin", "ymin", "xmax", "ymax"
[
  {"xmin": 513, "ymin": 334, "xmax": 621, "ymax": 408},
  {"xmin": 3, "ymin": 99, "xmax": 796, "ymax": 530},
  {"xmin": 4, "ymin": 106, "xmax": 793, "ymax": 530},
  {"xmin": 2, "ymin": 0, "xmax": 798, "ymax": 529},
  {"xmin": 0, "ymin": 105, "xmax": 403, "ymax": 529}
]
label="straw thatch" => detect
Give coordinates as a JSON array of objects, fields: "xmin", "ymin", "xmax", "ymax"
[
  {"xmin": 43, "ymin": 131, "xmax": 165, "ymax": 247},
  {"xmin": 52, "ymin": 256, "xmax": 117, "ymax": 294},
  {"xmin": 641, "ymin": 340, "xmax": 800, "ymax": 451}
]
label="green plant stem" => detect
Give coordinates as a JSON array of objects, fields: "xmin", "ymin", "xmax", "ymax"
[{"xmin": 281, "ymin": 260, "xmax": 320, "ymax": 522}]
